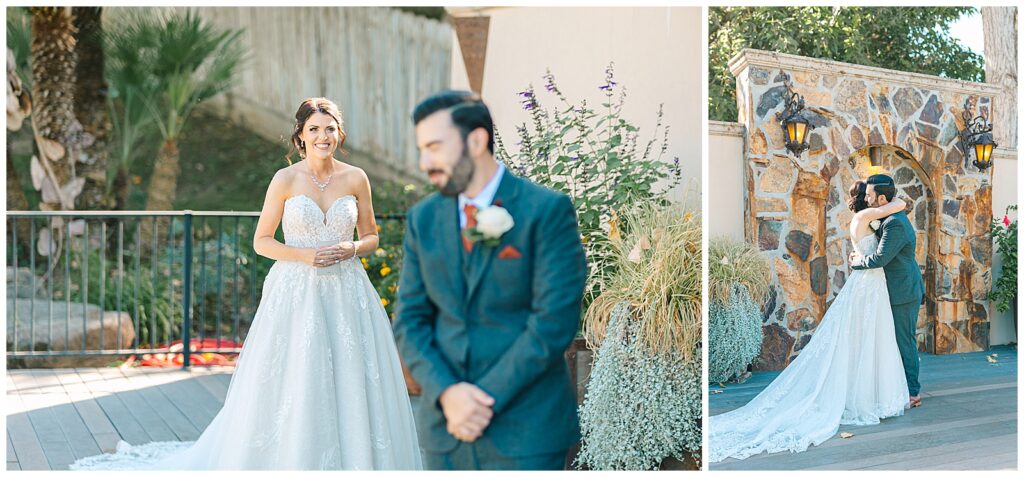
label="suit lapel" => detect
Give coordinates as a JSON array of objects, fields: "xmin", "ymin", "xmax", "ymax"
[
  {"xmin": 437, "ymin": 195, "xmax": 467, "ymax": 297},
  {"xmin": 465, "ymin": 172, "xmax": 521, "ymax": 302}
]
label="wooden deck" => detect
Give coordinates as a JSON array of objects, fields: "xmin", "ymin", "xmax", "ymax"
[
  {"xmin": 6, "ymin": 366, "xmax": 233, "ymax": 471},
  {"xmin": 708, "ymin": 346, "xmax": 1018, "ymax": 470}
]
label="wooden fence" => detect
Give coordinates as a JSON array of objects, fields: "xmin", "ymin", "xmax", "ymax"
[{"xmin": 104, "ymin": 7, "xmax": 452, "ymax": 182}]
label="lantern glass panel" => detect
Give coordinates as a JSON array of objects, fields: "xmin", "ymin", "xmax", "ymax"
[
  {"xmin": 975, "ymin": 142, "xmax": 993, "ymax": 165},
  {"xmin": 794, "ymin": 121, "xmax": 807, "ymax": 144}
]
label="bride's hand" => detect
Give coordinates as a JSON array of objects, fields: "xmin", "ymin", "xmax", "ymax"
[
  {"xmin": 337, "ymin": 241, "xmax": 358, "ymax": 260},
  {"xmin": 307, "ymin": 246, "xmax": 342, "ymax": 267}
]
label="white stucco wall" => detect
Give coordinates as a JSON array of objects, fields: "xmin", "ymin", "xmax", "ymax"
[
  {"xmin": 448, "ymin": 7, "xmax": 702, "ymax": 205},
  {"xmin": 989, "ymin": 148, "xmax": 1018, "ymax": 346},
  {"xmin": 708, "ymin": 121, "xmax": 746, "ymax": 243}
]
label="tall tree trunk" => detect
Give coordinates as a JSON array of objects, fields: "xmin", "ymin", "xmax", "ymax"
[
  {"xmin": 7, "ymin": 142, "xmax": 30, "ymax": 210},
  {"xmin": 145, "ymin": 140, "xmax": 180, "ymax": 210},
  {"xmin": 30, "ymin": 7, "xmax": 82, "ymax": 212},
  {"xmin": 73, "ymin": 6, "xmax": 113, "ymax": 210},
  {"xmin": 983, "ymin": 7, "xmax": 1018, "ymax": 150},
  {"xmin": 112, "ymin": 167, "xmax": 131, "ymax": 210},
  {"xmin": 139, "ymin": 140, "xmax": 179, "ymax": 249}
]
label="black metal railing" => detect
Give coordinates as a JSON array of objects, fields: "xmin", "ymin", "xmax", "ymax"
[{"xmin": 6, "ymin": 210, "xmax": 404, "ymax": 369}]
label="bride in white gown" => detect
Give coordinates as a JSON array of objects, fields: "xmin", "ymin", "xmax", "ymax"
[
  {"xmin": 70, "ymin": 98, "xmax": 422, "ymax": 470},
  {"xmin": 708, "ymin": 180, "xmax": 911, "ymax": 463}
]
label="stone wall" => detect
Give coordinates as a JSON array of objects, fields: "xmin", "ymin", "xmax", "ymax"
[{"xmin": 730, "ymin": 50, "xmax": 1001, "ymax": 370}]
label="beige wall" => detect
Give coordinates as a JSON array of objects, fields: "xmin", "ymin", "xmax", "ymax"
[
  {"xmin": 990, "ymin": 148, "xmax": 1018, "ymax": 346},
  {"xmin": 708, "ymin": 121, "xmax": 746, "ymax": 243},
  {"xmin": 448, "ymin": 7, "xmax": 702, "ymax": 205}
]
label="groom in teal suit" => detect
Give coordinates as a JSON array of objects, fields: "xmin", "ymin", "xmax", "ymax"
[
  {"xmin": 850, "ymin": 173, "xmax": 925, "ymax": 408},
  {"xmin": 393, "ymin": 91, "xmax": 587, "ymax": 470}
]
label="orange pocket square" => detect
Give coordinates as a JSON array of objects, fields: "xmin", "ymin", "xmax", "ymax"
[{"xmin": 498, "ymin": 245, "xmax": 522, "ymax": 259}]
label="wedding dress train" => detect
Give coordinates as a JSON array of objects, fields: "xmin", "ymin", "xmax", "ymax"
[
  {"xmin": 709, "ymin": 233, "xmax": 909, "ymax": 463},
  {"xmin": 70, "ymin": 194, "xmax": 422, "ymax": 470}
]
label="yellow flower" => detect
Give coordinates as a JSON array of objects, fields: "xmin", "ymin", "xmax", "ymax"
[
  {"xmin": 684, "ymin": 212, "xmax": 693, "ymax": 222},
  {"xmin": 380, "ymin": 298, "xmax": 389, "ymax": 307},
  {"xmin": 375, "ymin": 248, "xmax": 386, "ymax": 257},
  {"xmin": 376, "ymin": 224, "xmax": 381, "ymax": 233},
  {"xmin": 361, "ymin": 258, "xmax": 369, "ymax": 269},
  {"xmin": 388, "ymin": 285, "xmax": 396, "ymax": 293},
  {"xmin": 380, "ymin": 266, "xmax": 392, "ymax": 277},
  {"xmin": 404, "ymin": 184, "xmax": 417, "ymax": 192},
  {"xmin": 608, "ymin": 209, "xmax": 621, "ymax": 241}
]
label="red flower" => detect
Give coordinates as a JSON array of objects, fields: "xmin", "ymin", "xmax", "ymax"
[{"xmin": 1004, "ymin": 215, "xmax": 1011, "ymax": 226}]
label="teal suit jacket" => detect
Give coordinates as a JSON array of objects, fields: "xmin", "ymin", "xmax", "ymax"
[
  {"xmin": 393, "ymin": 171, "xmax": 587, "ymax": 457},
  {"xmin": 851, "ymin": 211, "xmax": 924, "ymax": 306}
]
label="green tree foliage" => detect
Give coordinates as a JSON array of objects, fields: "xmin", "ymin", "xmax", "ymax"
[{"xmin": 709, "ymin": 7, "xmax": 984, "ymax": 121}]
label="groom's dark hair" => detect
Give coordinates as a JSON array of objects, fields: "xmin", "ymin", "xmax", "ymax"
[
  {"xmin": 413, "ymin": 90, "xmax": 494, "ymax": 154},
  {"xmin": 866, "ymin": 174, "xmax": 897, "ymax": 203}
]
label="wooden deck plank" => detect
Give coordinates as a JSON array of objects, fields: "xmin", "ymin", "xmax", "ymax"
[
  {"xmin": 920, "ymin": 451, "xmax": 1017, "ymax": 470},
  {"xmin": 6, "ymin": 431, "xmax": 17, "ymax": 464},
  {"xmin": 94, "ymin": 367, "xmax": 178, "ymax": 443},
  {"xmin": 714, "ymin": 418, "xmax": 1016, "ymax": 470},
  {"xmin": 17, "ymin": 370, "xmax": 79, "ymax": 469},
  {"xmin": 75, "ymin": 368, "xmax": 151, "ymax": 445},
  {"xmin": 147, "ymin": 370, "xmax": 221, "ymax": 432},
  {"xmin": 27, "ymin": 370, "xmax": 102, "ymax": 462},
  {"xmin": 117, "ymin": 367, "xmax": 202, "ymax": 442},
  {"xmin": 192, "ymin": 371, "xmax": 230, "ymax": 403},
  {"xmin": 709, "ymin": 347, "xmax": 1017, "ymax": 470},
  {"xmin": 857, "ymin": 434, "xmax": 1017, "ymax": 470},
  {"xmin": 53, "ymin": 369, "xmax": 129, "ymax": 453},
  {"xmin": 6, "ymin": 372, "xmax": 52, "ymax": 470}
]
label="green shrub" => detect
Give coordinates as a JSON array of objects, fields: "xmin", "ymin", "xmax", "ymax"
[
  {"xmin": 708, "ymin": 283, "xmax": 763, "ymax": 383},
  {"xmin": 577, "ymin": 302, "xmax": 701, "ymax": 470}
]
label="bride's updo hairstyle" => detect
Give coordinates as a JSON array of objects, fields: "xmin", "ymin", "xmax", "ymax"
[
  {"xmin": 848, "ymin": 180, "xmax": 869, "ymax": 212},
  {"xmin": 287, "ymin": 97, "xmax": 347, "ymax": 163}
]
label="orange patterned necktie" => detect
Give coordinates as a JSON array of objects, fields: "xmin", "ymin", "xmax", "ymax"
[{"xmin": 462, "ymin": 204, "xmax": 477, "ymax": 252}]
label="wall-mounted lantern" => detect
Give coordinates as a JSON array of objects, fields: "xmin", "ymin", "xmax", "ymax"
[
  {"xmin": 958, "ymin": 98, "xmax": 996, "ymax": 171},
  {"xmin": 776, "ymin": 80, "xmax": 815, "ymax": 157}
]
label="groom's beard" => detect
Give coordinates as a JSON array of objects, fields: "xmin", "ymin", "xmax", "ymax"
[{"xmin": 436, "ymin": 152, "xmax": 475, "ymax": 197}]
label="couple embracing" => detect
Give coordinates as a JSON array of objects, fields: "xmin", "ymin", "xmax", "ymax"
[
  {"xmin": 71, "ymin": 91, "xmax": 586, "ymax": 470},
  {"xmin": 710, "ymin": 173, "xmax": 925, "ymax": 462}
]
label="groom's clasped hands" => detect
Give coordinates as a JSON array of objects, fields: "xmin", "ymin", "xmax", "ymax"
[{"xmin": 439, "ymin": 382, "xmax": 496, "ymax": 443}]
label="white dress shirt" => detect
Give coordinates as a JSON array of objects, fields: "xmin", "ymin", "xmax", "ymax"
[{"xmin": 458, "ymin": 162, "xmax": 505, "ymax": 229}]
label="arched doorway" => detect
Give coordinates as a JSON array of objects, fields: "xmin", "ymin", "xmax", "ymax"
[{"xmin": 827, "ymin": 145, "xmax": 934, "ymax": 352}]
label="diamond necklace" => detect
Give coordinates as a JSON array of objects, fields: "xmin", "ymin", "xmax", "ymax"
[{"xmin": 310, "ymin": 167, "xmax": 333, "ymax": 192}]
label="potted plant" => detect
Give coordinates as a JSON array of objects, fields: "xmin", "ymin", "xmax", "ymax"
[
  {"xmin": 708, "ymin": 238, "xmax": 771, "ymax": 384},
  {"xmin": 575, "ymin": 202, "xmax": 702, "ymax": 470},
  {"xmin": 499, "ymin": 65, "xmax": 683, "ymax": 408}
]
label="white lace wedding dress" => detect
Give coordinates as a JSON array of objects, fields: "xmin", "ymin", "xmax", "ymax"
[
  {"xmin": 70, "ymin": 194, "xmax": 422, "ymax": 470},
  {"xmin": 708, "ymin": 233, "xmax": 909, "ymax": 463}
]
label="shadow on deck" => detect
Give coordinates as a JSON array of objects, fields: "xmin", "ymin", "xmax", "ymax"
[
  {"xmin": 6, "ymin": 366, "xmax": 233, "ymax": 470},
  {"xmin": 708, "ymin": 345, "xmax": 1018, "ymax": 471}
]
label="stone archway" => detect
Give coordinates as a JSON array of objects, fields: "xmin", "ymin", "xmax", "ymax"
[{"xmin": 730, "ymin": 50, "xmax": 998, "ymax": 370}]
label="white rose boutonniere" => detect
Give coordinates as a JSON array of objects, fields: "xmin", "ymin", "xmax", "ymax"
[
  {"xmin": 869, "ymin": 219, "xmax": 881, "ymax": 231},
  {"xmin": 466, "ymin": 205, "xmax": 514, "ymax": 247}
]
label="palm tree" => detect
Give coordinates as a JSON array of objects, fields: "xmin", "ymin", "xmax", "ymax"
[
  {"xmin": 134, "ymin": 9, "xmax": 245, "ymax": 211},
  {"xmin": 73, "ymin": 6, "xmax": 113, "ymax": 210},
  {"xmin": 29, "ymin": 6, "xmax": 83, "ymax": 212},
  {"xmin": 103, "ymin": 11, "xmax": 159, "ymax": 211}
]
